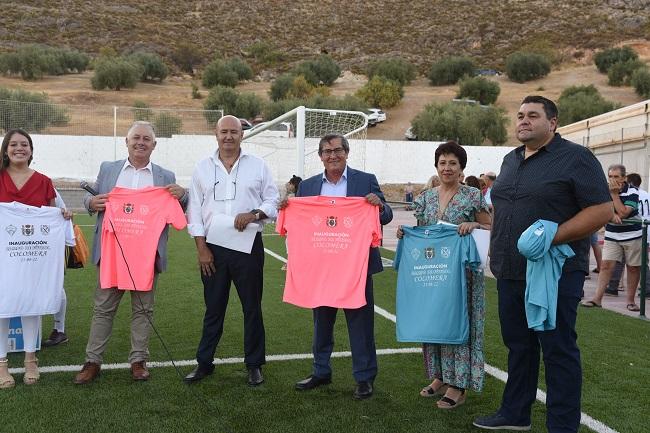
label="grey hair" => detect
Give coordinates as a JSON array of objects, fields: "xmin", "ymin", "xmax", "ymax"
[
  {"xmin": 608, "ymin": 164, "xmax": 626, "ymax": 177},
  {"xmin": 318, "ymin": 133, "xmax": 350, "ymax": 155},
  {"xmin": 127, "ymin": 121, "xmax": 156, "ymax": 141}
]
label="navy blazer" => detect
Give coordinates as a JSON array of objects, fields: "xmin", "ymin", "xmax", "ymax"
[{"xmin": 296, "ymin": 166, "xmax": 393, "ymax": 275}]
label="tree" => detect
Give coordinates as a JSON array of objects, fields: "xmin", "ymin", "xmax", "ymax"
[
  {"xmin": 0, "ymin": 87, "xmax": 69, "ymax": 132},
  {"xmin": 355, "ymin": 76, "xmax": 403, "ymax": 108},
  {"xmin": 202, "ymin": 59, "xmax": 239, "ymax": 88},
  {"xmin": 91, "ymin": 58, "xmax": 141, "ymax": 90},
  {"xmin": 203, "ymin": 86, "xmax": 263, "ymax": 121},
  {"xmin": 631, "ymin": 68, "xmax": 650, "ymax": 98},
  {"xmin": 607, "ymin": 59, "xmax": 646, "ymax": 86},
  {"xmin": 556, "ymin": 85, "xmax": 617, "ymax": 126},
  {"xmin": 131, "ymin": 100, "xmax": 153, "ymax": 121},
  {"xmin": 505, "ymin": 51, "xmax": 551, "ymax": 83},
  {"xmin": 226, "ymin": 57, "xmax": 253, "ymax": 80},
  {"xmin": 428, "ymin": 56, "xmax": 474, "ymax": 86},
  {"xmin": 172, "ymin": 42, "xmax": 202, "ymax": 74},
  {"xmin": 269, "ymin": 73, "xmax": 295, "ymax": 101},
  {"xmin": 366, "ymin": 58, "xmax": 417, "ymax": 86},
  {"xmin": 594, "ymin": 46, "xmax": 638, "ymax": 73},
  {"xmin": 153, "ymin": 112, "xmax": 182, "ymax": 137},
  {"xmin": 287, "ymin": 75, "xmax": 315, "ymax": 99},
  {"xmin": 0, "ymin": 45, "xmax": 89, "ymax": 80},
  {"xmin": 292, "ymin": 54, "xmax": 341, "ymax": 86},
  {"xmin": 128, "ymin": 52, "xmax": 168, "ymax": 83},
  {"xmin": 411, "ymin": 101, "xmax": 508, "ymax": 145},
  {"xmin": 457, "ymin": 76, "xmax": 500, "ymax": 105}
]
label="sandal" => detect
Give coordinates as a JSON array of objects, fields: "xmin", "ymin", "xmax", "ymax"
[
  {"xmin": 23, "ymin": 358, "xmax": 39, "ymax": 385},
  {"xmin": 436, "ymin": 389, "xmax": 466, "ymax": 410},
  {"xmin": 627, "ymin": 303, "xmax": 640, "ymax": 312},
  {"xmin": 580, "ymin": 300, "xmax": 602, "ymax": 308},
  {"xmin": 0, "ymin": 359, "xmax": 15, "ymax": 389},
  {"xmin": 419, "ymin": 380, "xmax": 448, "ymax": 398}
]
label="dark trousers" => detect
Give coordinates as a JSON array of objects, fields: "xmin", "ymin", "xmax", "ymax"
[
  {"xmin": 312, "ymin": 275, "xmax": 377, "ymax": 383},
  {"xmin": 497, "ymin": 271, "xmax": 583, "ymax": 433},
  {"xmin": 195, "ymin": 234, "xmax": 265, "ymax": 371}
]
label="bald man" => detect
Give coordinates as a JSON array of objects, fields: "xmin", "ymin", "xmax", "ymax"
[{"xmin": 184, "ymin": 116, "xmax": 279, "ymax": 387}]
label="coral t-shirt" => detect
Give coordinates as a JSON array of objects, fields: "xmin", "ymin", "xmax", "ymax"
[
  {"xmin": 277, "ymin": 196, "xmax": 381, "ymax": 308},
  {"xmin": 100, "ymin": 186, "xmax": 187, "ymax": 291}
]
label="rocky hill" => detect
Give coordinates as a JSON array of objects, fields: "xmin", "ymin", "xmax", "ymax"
[{"xmin": 2, "ymin": 0, "xmax": 649, "ymax": 71}]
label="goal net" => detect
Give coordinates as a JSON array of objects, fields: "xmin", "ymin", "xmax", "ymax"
[{"xmin": 242, "ymin": 106, "xmax": 368, "ymax": 183}]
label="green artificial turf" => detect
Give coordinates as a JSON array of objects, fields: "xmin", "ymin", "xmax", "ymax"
[{"xmin": 3, "ymin": 217, "xmax": 649, "ymax": 433}]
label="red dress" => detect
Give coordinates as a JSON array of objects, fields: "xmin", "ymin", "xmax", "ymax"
[{"xmin": 0, "ymin": 169, "xmax": 56, "ymax": 206}]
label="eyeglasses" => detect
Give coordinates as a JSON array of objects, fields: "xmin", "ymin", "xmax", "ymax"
[
  {"xmin": 321, "ymin": 147, "xmax": 346, "ymax": 157},
  {"xmin": 213, "ymin": 161, "xmax": 239, "ymax": 201}
]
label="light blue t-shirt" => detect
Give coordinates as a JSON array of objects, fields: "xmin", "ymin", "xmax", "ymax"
[
  {"xmin": 394, "ymin": 224, "xmax": 480, "ymax": 344},
  {"xmin": 517, "ymin": 219, "xmax": 575, "ymax": 331}
]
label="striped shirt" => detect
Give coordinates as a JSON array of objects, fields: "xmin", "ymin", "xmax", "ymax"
[{"xmin": 605, "ymin": 183, "xmax": 642, "ymax": 241}]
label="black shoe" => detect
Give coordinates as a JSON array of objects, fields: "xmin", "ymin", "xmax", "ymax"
[
  {"xmin": 295, "ymin": 374, "xmax": 332, "ymax": 390},
  {"xmin": 604, "ymin": 290, "xmax": 618, "ymax": 297},
  {"xmin": 473, "ymin": 413, "xmax": 531, "ymax": 431},
  {"xmin": 353, "ymin": 381, "xmax": 373, "ymax": 400},
  {"xmin": 247, "ymin": 367, "xmax": 264, "ymax": 386},
  {"xmin": 183, "ymin": 366, "xmax": 213, "ymax": 383},
  {"xmin": 42, "ymin": 330, "xmax": 69, "ymax": 347}
]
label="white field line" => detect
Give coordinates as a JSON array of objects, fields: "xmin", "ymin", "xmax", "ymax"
[
  {"xmin": 264, "ymin": 248, "xmax": 617, "ymax": 433},
  {"xmin": 7, "ymin": 348, "xmax": 421, "ymax": 375}
]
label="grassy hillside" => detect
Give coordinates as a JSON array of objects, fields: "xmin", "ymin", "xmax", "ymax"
[{"xmin": 2, "ymin": 0, "xmax": 650, "ymax": 70}]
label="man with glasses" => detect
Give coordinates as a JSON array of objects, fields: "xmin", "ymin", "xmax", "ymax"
[
  {"xmin": 184, "ymin": 115, "xmax": 279, "ymax": 387},
  {"xmin": 288, "ymin": 133, "xmax": 392, "ymax": 399}
]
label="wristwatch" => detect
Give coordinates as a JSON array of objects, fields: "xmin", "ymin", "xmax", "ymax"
[{"xmin": 250, "ymin": 209, "xmax": 262, "ymax": 220}]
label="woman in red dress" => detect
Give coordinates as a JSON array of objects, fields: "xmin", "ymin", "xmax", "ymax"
[{"xmin": 0, "ymin": 128, "xmax": 59, "ymax": 389}]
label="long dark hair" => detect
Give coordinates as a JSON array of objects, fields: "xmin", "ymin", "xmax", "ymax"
[{"xmin": 1, "ymin": 128, "xmax": 34, "ymax": 171}]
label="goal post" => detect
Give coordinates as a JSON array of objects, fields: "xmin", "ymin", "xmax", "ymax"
[{"xmin": 243, "ymin": 106, "xmax": 368, "ymax": 180}]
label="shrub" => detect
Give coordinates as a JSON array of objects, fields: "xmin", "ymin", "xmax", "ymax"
[
  {"xmin": 607, "ymin": 59, "xmax": 646, "ymax": 86},
  {"xmin": 292, "ymin": 54, "xmax": 341, "ymax": 86},
  {"xmin": 203, "ymin": 86, "xmax": 263, "ymax": 121},
  {"xmin": 202, "ymin": 59, "xmax": 239, "ymax": 88},
  {"xmin": 269, "ymin": 73, "xmax": 295, "ymax": 101},
  {"xmin": 411, "ymin": 101, "xmax": 508, "ymax": 145},
  {"xmin": 172, "ymin": 43, "xmax": 202, "ymax": 74},
  {"xmin": 505, "ymin": 51, "xmax": 551, "ymax": 83},
  {"xmin": 263, "ymin": 94, "xmax": 367, "ymax": 121},
  {"xmin": 366, "ymin": 58, "xmax": 417, "ymax": 86},
  {"xmin": 153, "ymin": 112, "xmax": 182, "ymax": 137},
  {"xmin": 91, "ymin": 57, "xmax": 141, "ymax": 90},
  {"xmin": 226, "ymin": 57, "xmax": 253, "ymax": 80},
  {"xmin": 594, "ymin": 46, "xmax": 638, "ymax": 73},
  {"xmin": 0, "ymin": 45, "xmax": 89, "ymax": 80},
  {"xmin": 428, "ymin": 56, "xmax": 474, "ymax": 86},
  {"xmin": 131, "ymin": 100, "xmax": 153, "ymax": 121},
  {"xmin": 356, "ymin": 76, "xmax": 403, "ymax": 108},
  {"xmin": 557, "ymin": 85, "xmax": 617, "ymax": 126},
  {"xmin": 457, "ymin": 76, "xmax": 500, "ymax": 105},
  {"xmin": 128, "ymin": 52, "xmax": 168, "ymax": 83},
  {"xmin": 0, "ymin": 87, "xmax": 69, "ymax": 132},
  {"xmin": 191, "ymin": 82, "xmax": 201, "ymax": 99},
  {"xmin": 631, "ymin": 68, "xmax": 650, "ymax": 98},
  {"xmin": 246, "ymin": 41, "xmax": 284, "ymax": 66},
  {"xmin": 287, "ymin": 75, "xmax": 315, "ymax": 99}
]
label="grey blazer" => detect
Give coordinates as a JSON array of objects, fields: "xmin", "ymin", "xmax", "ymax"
[{"xmin": 83, "ymin": 159, "xmax": 187, "ymax": 272}]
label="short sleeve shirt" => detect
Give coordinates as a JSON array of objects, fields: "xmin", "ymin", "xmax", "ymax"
[
  {"xmin": 490, "ymin": 133, "xmax": 611, "ymax": 280},
  {"xmin": 0, "ymin": 170, "xmax": 56, "ymax": 207}
]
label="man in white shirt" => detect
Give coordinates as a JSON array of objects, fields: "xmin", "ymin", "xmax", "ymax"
[{"xmin": 184, "ymin": 115, "xmax": 279, "ymax": 387}]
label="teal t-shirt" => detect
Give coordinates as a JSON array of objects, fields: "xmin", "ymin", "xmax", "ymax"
[{"xmin": 394, "ymin": 224, "xmax": 480, "ymax": 344}]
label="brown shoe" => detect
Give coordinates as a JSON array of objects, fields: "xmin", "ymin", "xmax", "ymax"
[
  {"xmin": 73, "ymin": 362, "xmax": 101, "ymax": 385},
  {"xmin": 131, "ymin": 361, "xmax": 150, "ymax": 381}
]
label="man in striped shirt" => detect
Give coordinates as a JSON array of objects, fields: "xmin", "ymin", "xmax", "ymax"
[{"xmin": 582, "ymin": 164, "xmax": 642, "ymax": 311}]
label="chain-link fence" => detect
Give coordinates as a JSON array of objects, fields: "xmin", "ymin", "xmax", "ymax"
[{"xmin": 0, "ymin": 99, "xmax": 223, "ymax": 137}]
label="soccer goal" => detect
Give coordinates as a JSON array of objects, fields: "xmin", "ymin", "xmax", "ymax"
[{"xmin": 242, "ymin": 106, "xmax": 368, "ymax": 182}]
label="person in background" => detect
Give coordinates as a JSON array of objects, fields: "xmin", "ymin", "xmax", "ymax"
[
  {"xmin": 405, "ymin": 182, "xmax": 414, "ymax": 203},
  {"xmin": 464, "ymin": 175, "xmax": 481, "ymax": 191}
]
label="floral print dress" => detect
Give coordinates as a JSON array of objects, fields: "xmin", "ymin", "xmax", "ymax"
[{"xmin": 413, "ymin": 184, "xmax": 488, "ymax": 392}]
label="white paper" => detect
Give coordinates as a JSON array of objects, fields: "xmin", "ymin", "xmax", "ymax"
[
  {"xmin": 206, "ymin": 214, "xmax": 259, "ymax": 254},
  {"xmin": 471, "ymin": 228, "xmax": 491, "ymax": 269}
]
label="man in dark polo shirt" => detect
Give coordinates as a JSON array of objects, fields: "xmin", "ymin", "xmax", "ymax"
[{"xmin": 473, "ymin": 96, "xmax": 613, "ymax": 433}]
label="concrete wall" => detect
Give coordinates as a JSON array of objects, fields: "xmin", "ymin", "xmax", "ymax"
[{"xmin": 30, "ymin": 134, "xmax": 514, "ymax": 187}]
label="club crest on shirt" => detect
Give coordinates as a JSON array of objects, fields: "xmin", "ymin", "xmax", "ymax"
[
  {"xmin": 311, "ymin": 215, "xmax": 322, "ymax": 226},
  {"xmin": 343, "ymin": 216, "xmax": 353, "ymax": 228},
  {"xmin": 5, "ymin": 224, "xmax": 17, "ymax": 236},
  {"xmin": 326, "ymin": 216, "xmax": 337, "ymax": 227},
  {"xmin": 424, "ymin": 247, "xmax": 435, "ymax": 259},
  {"xmin": 440, "ymin": 246, "xmax": 451, "ymax": 258},
  {"xmin": 40, "ymin": 225, "xmax": 50, "ymax": 235},
  {"xmin": 22, "ymin": 224, "xmax": 35, "ymax": 236},
  {"xmin": 410, "ymin": 248, "xmax": 420, "ymax": 261},
  {"xmin": 123, "ymin": 203, "xmax": 134, "ymax": 214},
  {"xmin": 140, "ymin": 205, "xmax": 149, "ymax": 215}
]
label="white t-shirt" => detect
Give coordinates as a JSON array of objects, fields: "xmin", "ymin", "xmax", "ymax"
[
  {"xmin": 0, "ymin": 202, "xmax": 74, "ymax": 318},
  {"xmin": 636, "ymin": 188, "xmax": 650, "ymax": 221}
]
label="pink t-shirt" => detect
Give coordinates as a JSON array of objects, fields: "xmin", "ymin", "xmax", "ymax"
[
  {"xmin": 276, "ymin": 196, "xmax": 381, "ymax": 308},
  {"xmin": 100, "ymin": 186, "xmax": 187, "ymax": 291}
]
